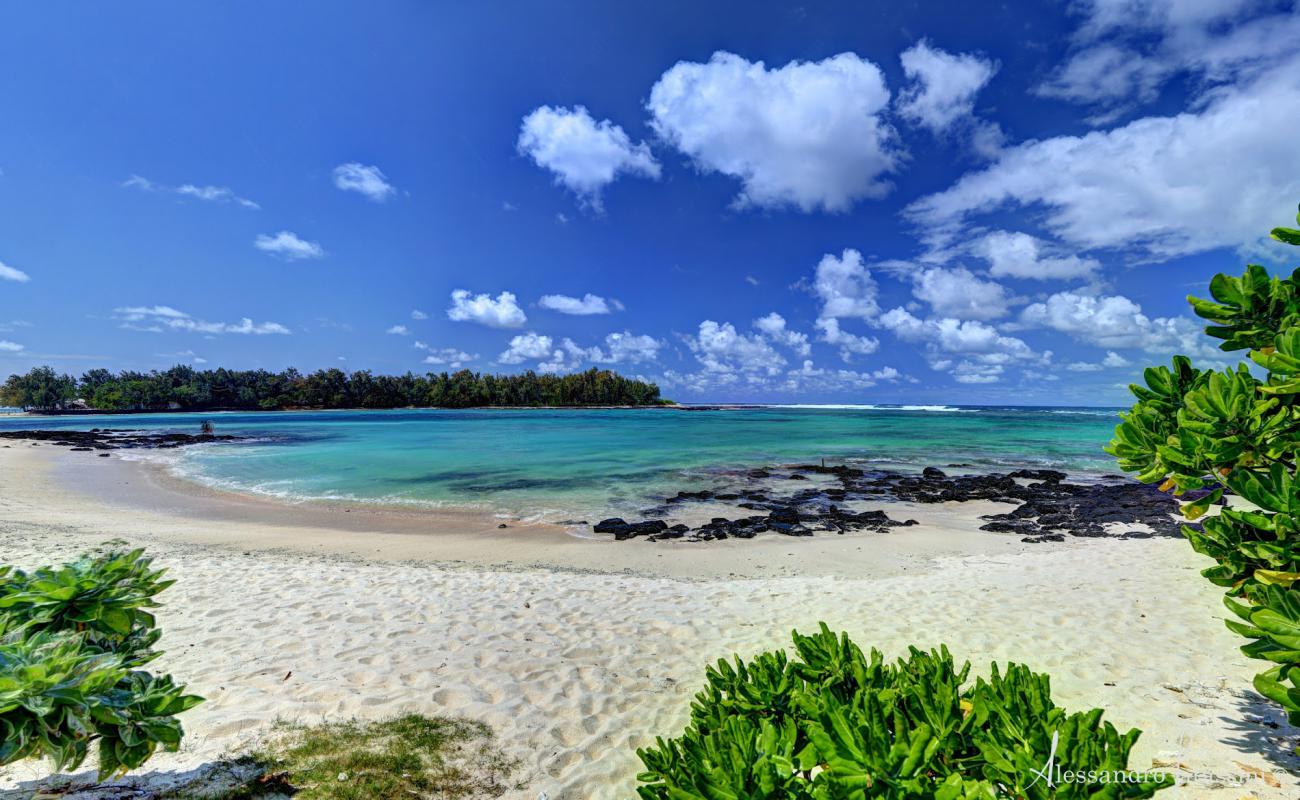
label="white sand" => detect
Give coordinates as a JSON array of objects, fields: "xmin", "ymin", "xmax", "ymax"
[{"xmin": 1, "ymin": 445, "xmax": 1297, "ymax": 798}]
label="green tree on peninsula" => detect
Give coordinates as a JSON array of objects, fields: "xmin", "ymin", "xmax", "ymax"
[{"xmin": 1, "ymin": 366, "xmax": 663, "ymax": 412}]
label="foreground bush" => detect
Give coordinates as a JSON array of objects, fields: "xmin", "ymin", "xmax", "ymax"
[
  {"xmin": 0, "ymin": 548, "xmax": 203, "ymax": 778},
  {"xmin": 1108, "ymin": 205, "xmax": 1300, "ymax": 724},
  {"xmin": 636, "ymin": 625, "xmax": 1170, "ymax": 798}
]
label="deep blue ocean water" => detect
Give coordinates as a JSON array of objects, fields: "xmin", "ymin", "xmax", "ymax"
[{"xmin": 2, "ymin": 405, "xmax": 1123, "ymax": 521}]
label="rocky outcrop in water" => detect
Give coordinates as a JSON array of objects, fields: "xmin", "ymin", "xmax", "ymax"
[
  {"xmin": 599, "ymin": 463, "xmax": 1191, "ymax": 544},
  {"xmin": 595, "ymin": 504, "xmax": 919, "ymax": 542},
  {"xmin": 0, "ymin": 428, "xmax": 242, "ymax": 451}
]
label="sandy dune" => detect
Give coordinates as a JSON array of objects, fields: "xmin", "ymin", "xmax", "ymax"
[{"xmin": 1, "ymin": 445, "xmax": 1297, "ymax": 798}]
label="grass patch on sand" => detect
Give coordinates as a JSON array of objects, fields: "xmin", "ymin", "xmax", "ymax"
[{"xmin": 214, "ymin": 714, "xmax": 520, "ymax": 799}]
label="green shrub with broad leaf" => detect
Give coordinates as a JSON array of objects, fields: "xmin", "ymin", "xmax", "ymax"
[
  {"xmin": 0, "ymin": 548, "xmax": 203, "ymax": 779},
  {"xmin": 635, "ymin": 625, "xmax": 1170, "ymax": 799},
  {"xmin": 1107, "ymin": 204, "xmax": 1300, "ymax": 725}
]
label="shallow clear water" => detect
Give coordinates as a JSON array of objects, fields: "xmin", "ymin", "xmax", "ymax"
[{"xmin": 2, "ymin": 405, "xmax": 1122, "ymax": 521}]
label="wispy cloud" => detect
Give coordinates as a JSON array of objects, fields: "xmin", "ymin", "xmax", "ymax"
[
  {"xmin": 538, "ymin": 293, "xmax": 620, "ymax": 315},
  {"xmin": 421, "ymin": 347, "xmax": 478, "ymax": 368},
  {"xmin": 0, "ymin": 260, "xmax": 30, "ymax": 283},
  {"xmin": 114, "ymin": 305, "xmax": 291, "ymax": 335},
  {"xmin": 156, "ymin": 349, "xmax": 207, "ymax": 364},
  {"xmin": 254, "ymin": 231, "xmax": 325, "ymax": 261},
  {"xmin": 124, "ymin": 174, "xmax": 259, "ymax": 209}
]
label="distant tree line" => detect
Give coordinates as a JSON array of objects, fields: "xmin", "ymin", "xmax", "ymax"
[{"xmin": 0, "ymin": 364, "xmax": 664, "ymax": 412}]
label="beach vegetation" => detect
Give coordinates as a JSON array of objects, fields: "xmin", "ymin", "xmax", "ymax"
[
  {"xmin": 636, "ymin": 624, "xmax": 1170, "ymax": 798},
  {"xmin": 0, "ymin": 365, "xmax": 78, "ymax": 411},
  {"xmin": 1108, "ymin": 203, "xmax": 1300, "ymax": 726},
  {"xmin": 0, "ymin": 549, "xmax": 203, "ymax": 778},
  {"xmin": 0, "ymin": 365, "xmax": 663, "ymax": 412},
  {"xmin": 214, "ymin": 714, "xmax": 519, "ymax": 799}
]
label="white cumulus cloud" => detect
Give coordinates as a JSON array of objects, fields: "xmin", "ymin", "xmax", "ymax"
[
  {"xmin": 753, "ymin": 312, "xmax": 811, "ymax": 357},
  {"xmin": 498, "ymin": 332, "xmax": 554, "ymax": 365},
  {"xmin": 447, "ymin": 290, "xmax": 527, "ymax": 329},
  {"xmin": 0, "ymin": 340, "xmax": 23, "ymax": 352},
  {"xmin": 647, "ymin": 51, "xmax": 898, "ymax": 213},
  {"xmin": 507, "ymin": 330, "xmax": 661, "ymax": 373},
  {"xmin": 1018, "ymin": 290, "xmax": 1222, "ymax": 362},
  {"xmin": 909, "ymin": 54, "xmax": 1300, "ymax": 260},
  {"xmin": 782, "ymin": 360, "xmax": 903, "ymax": 392},
  {"xmin": 975, "ymin": 231, "xmax": 1099, "ymax": 280},
  {"xmin": 911, "ymin": 266, "xmax": 1011, "ymax": 320},
  {"xmin": 876, "ymin": 307, "xmax": 1044, "ymax": 383},
  {"xmin": 596, "ymin": 331, "xmax": 661, "ymax": 364},
  {"xmin": 333, "ymin": 163, "xmax": 396, "ymax": 202},
  {"xmin": 517, "ymin": 105, "xmax": 660, "ymax": 210},
  {"xmin": 897, "ymin": 40, "xmax": 997, "ymax": 135},
  {"xmin": 815, "ymin": 318, "xmax": 880, "ymax": 361},
  {"xmin": 812, "ymin": 249, "xmax": 879, "ymax": 320},
  {"xmin": 687, "ymin": 320, "xmax": 785, "ymax": 376}
]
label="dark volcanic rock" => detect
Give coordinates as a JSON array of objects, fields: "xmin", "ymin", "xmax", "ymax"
[
  {"xmin": 599, "ymin": 519, "xmax": 669, "ymax": 541},
  {"xmin": 0, "ymin": 429, "xmax": 243, "ymax": 451},
  {"xmin": 977, "ymin": 479, "xmax": 1185, "ymax": 540},
  {"xmin": 767, "ymin": 507, "xmax": 801, "ymax": 525},
  {"xmin": 607, "ymin": 462, "xmax": 1185, "ymax": 544},
  {"xmin": 1008, "ymin": 469, "xmax": 1067, "ymax": 483},
  {"xmin": 666, "ymin": 490, "xmax": 714, "ymax": 503}
]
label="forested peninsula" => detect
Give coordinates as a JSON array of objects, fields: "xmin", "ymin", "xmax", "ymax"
[{"xmin": 0, "ymin": 365, "xmax": 665, "ymax": 412}]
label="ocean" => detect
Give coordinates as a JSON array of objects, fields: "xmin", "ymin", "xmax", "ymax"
[{"xmin": 2, "ymin": 405, "xmax": 1124, "ymax": 522}]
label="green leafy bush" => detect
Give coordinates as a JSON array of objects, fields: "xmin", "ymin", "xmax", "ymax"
[
  {"xmin": 1108, "ymin": 204, "xmax": 1300, "ymax": 725},
  {"xmin": 0, "ymin": 548, "xmax": 177, "ymax": 666},
  {"xmin": 636, "ymin": 625, "xmax": 1170, "ymax": 799},
  {"xmin": 0, "ymin": 548, "xmax": 203, "ymax": 778}
]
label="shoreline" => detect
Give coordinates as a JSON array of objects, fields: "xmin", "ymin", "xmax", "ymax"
[
  {"xmin": 3, "ymin": 402, "xmax": 1127, "ymax": 418},
  {"xmin": 16, "ymin": 444, "xmax": 1043, "ymax": 580},
  {"xmin": 1, "ymin": 446, "xmax": 1298, "ymax": 798},
  {"xmin": 5, "ymin": 403, "xmax": 695, "ymax": 418}
]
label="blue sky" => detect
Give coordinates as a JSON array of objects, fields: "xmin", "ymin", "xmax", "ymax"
[{"xmin": 1, "ymin": 1, "xmax": 1298, "ymax": 405}]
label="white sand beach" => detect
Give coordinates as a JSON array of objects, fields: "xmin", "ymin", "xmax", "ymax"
[{"xmin": 1, "ymin": 444, "xmax": 1297, "ymax": 798}]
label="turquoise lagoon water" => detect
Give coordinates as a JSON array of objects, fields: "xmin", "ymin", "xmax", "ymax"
[{"xmin": 2, "ymin": 406, "xmax": 1123, "ymax": 522}]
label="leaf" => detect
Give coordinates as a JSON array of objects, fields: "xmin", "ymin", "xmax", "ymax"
[
  {"xmin": 1255, "ymin": 570, "xmax": 1300, "ymax": 587},
  {"xmin": 1271, "ymin": 227, "xmax": 1300, "ymax": 246},
  {"xmin": 1182, "ymin": 489, "xmax": 1222, "ymax": 521}
]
